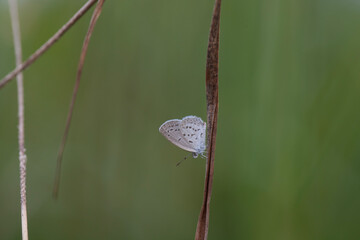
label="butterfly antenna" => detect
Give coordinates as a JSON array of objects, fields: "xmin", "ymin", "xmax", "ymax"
[{"xmin": 176, "ymin": 156, "xmax": 187, "ymax": 167}]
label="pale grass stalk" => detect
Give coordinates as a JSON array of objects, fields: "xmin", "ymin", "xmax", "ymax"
[{"xmin": 8, "ymin": 0, "xmax": 28, "ymax": 239}]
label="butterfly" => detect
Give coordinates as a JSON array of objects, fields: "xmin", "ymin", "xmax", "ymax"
[{"xmin": 159, "ymin": 116, "xmax": 206, "ymax": 158}]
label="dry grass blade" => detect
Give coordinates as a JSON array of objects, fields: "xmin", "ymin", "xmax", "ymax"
[
  {"xmin": 0, "ymin": 0, "xmax": 98, "ymax": 90},
  {"xmin": 195, "ymin": 0, "xmax": 221, "ymax": 239},
  {"xmin": 8, "ymin": 0, "xmax": 29, "ymax": 239},
  {"xmin": 53, "ymin": 0, "xmax": 106, "ymax": 199}
]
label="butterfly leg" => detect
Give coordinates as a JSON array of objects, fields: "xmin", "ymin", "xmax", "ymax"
[{"xmin": 200, "ymin": 152, "xmax": 208, "ymax": 159}]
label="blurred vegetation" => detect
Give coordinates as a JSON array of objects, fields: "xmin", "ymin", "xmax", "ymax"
[{"xmin": 1, "ymin": 0, "xmax": 360, "ymax": 239}]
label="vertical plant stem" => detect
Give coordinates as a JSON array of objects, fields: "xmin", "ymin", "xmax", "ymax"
[
  {"xmin": 8, "ymin": 0, "xmax": 28, "ymax": 239},
  {"xmin": 195, "ymin": 0, "xmax": 221, "ymax": 239}
]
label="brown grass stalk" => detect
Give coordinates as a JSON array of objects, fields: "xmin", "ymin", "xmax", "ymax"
[
  {"xmin": 53, "ymin": 0, "xmax": 106, "ymax": 199},
  {"xmin": 195, "ymin": 0, "xmax": 221, "ymax": 239},
  {"xmin": 8, "ymin": 0, "xmax": 28, "ymax": 239},
  {"xmin": 0, "ymin": 0, "xmax": 98, "ymax": 90}
]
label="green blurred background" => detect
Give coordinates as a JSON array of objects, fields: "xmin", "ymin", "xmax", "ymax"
[{"xmin": 1, "ymin": 0, "xmax": 360, "ymax": 239}]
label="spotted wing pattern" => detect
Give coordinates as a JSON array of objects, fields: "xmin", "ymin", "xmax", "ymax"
[
  {"xmin": 179, "ymin": 116, "xmax": 206, "ymax": 154},
  {"xmin": 159, "ymin": 119, "xmax": 196, "ymax": 153}
]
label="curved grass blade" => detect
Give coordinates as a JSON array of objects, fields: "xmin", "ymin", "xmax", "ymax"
[
  {"xmin": 0, "ymin": 0, "xmax": 98, "ymax": 90},
  {"xmin": 53, "ymin": 0, "xmax": 106, "ymax": 199}
]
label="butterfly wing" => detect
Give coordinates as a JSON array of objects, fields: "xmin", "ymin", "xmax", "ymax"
[
  {"xmin": 179, "ymin": 116, "xmax": 206, "ymax": 153},
  {"xmin": 159, "ymin": 119, "xmax": 197, "ymax": 153}
]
